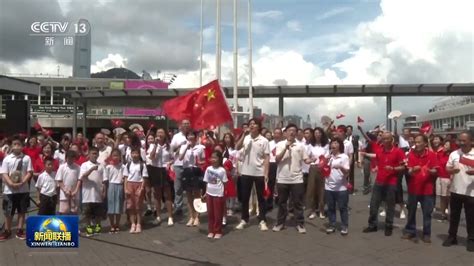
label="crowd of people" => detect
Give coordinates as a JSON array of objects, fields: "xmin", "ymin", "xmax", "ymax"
[{"xmin": 0, "ymin": 118, "xmax": 472, "ymax": 251}]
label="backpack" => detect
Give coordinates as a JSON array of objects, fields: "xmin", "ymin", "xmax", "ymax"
[{"xmin": 126, "ymin": 161, "xmax": 144, "ymax": 177}]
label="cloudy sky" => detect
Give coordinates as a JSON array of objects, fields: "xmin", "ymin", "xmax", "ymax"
[{"xmin": 0, "ymin": 0, "xmax": 473, "ymax": 128}]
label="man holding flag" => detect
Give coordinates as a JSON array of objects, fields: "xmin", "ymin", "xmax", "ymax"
[{"xmin": 162, "ymin": 80, "xmax": 233, "ymax": 216}]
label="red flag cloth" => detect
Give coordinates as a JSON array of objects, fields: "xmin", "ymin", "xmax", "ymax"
[
  {"xmin": 263, "ymin": 182, "xmax": 272, "ymax": 200},
  {"xmin": 420, "ymin": 122, "xmax": 432, "ymax": 134},
  {"xmin": 318, "ymin": 155, "xmax": 331, "ymax": 177},
  {"xmin": 357, "ymin": 116, "xmax": 364, "ymax": 123},
  {"xmin": 33, "ymin": 122, "xmax": 43, "ymax": 131},
  {"xmin": 162, "ymin": 80, "xmax": 233, "ymax": 130},
  {"xmin": 111, "ymin": 119, "xmax": 125, "ymax": 128},
  {"xmin": 336, "ymin": 114, "xmax": 345, "ymax": 119}
]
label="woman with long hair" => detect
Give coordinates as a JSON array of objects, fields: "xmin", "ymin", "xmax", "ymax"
[
  {"xmin": 306, "ymin": 127, "xmax": 330, "ymax": 219},
  {"xmin": 179, "ymin": 131, "xmax": 205, "ymax": 227}
]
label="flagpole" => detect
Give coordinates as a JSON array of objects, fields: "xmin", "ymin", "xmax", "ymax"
[
  {"xmin": 248, "ymin": 0, "xmax": 254, "ymax": 118},
  {"xmin": 199, "ymin": 0, "xmax": 203, "ymax": 87},
  {"xmin": 216, "ymin": 0, "xmax": 221, "ymax": 81},
  {"xmin": 233, "ymin": 0, "xmax": 238, "ymax": 128}
]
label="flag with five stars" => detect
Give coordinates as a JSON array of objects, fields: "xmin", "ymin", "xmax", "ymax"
[{"xmin": 162, "ymin": 80, "xmax": 233, "ymax": 130}]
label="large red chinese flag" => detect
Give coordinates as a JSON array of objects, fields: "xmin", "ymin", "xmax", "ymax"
[{"xmin": 162, "ymin": 80, "xmax": 233, "ymax": 130}]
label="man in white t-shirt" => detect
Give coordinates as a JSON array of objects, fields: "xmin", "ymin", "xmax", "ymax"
[
  {"xmin": 268, "ymin": 128, "xmax": 283, "ymax": 210},
  {"xmin": 273, "ymin": 124, "xmax": 311, "ymax": 234},
  {"xmin": 0, "ymin": 137, "xmax": 33, "ymax": 241},
  {"xmin": 169, "ymin": 119, "xmax": 191, "ymax": 215},
  {"xmin": 95, "ymin": 133, "xmax": 112, "ymax": 166},
  {"xmin": 234, "ymin": 118, "xmax": 270, "ymax": 231},
  {"xmin": 442, "ymin": 131, "xmax": 474, "ymax": 252}
]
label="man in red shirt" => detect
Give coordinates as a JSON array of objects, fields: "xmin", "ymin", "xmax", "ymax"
[
  {"xmin": 363, "ymin": 132, "xmax": 406, "ymax": 236},
  {"xmin": 403, "ymin": 135, "xmax": 439, "ymax": 243}
]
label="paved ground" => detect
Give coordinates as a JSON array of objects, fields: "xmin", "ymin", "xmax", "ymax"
[{"xmin": 0, "ymin": 173, "xmax": 472, "ymax": 266}]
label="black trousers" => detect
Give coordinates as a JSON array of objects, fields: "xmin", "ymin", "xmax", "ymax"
[
  {"xmin": 448, "ymin": 193, "xmax": 474, "ymax": 241},
  {"xmin": 277, "ymin": 183, "xmax": 305, "ymax": 226},
  {"xmin": 240, "ymin": 175, "xmax": 267, "ymax": 223},
  {"xmin": 266, "ymin": 163, "xmax": 278, "ymax": 208},
  {"xmin": 38, "ymin": 194, "xmax": 57, "ymax": 215},
  {"xmin": 368, "ymin": 184, "xmax": 397, "ymax": 229}
]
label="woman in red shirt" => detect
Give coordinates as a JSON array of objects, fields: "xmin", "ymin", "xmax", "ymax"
[
  {"xmin": 34, "ymin": 143, "xmax": 60, "ymax": 180},
  {"xmin": 69, "ymin": 143, "xmax": 88, "ymax": 166},
  {"xmin": 23, "ymin": 136, "xmax": 42, "ymax": 167}
]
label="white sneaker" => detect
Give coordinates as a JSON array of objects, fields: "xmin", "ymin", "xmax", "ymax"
[
  {"xmin": 308, "ymin": 212, "xmax": 317, "ymax": 220},
  {"xmin": 259, "ymin": 221, "xmax": 269, "ymax": 231},
  {"xmin": 167, "ymin": 217, "xmax": 174, "ymax": 227},
  {"xmin": 319, "ymin": 213, "xmax": 326, "ymax": 219},
  {"xmin": 296, "ymin": 225, "xmax": 306, "ymax": 234},
  {"xmin": 400, "ymin": 210, "xmax": 406, "ymax": 219},
  {"xmin": 156, "ymin": 216, "xmax": 162, "ymax": 225},
  {"xmin": 445, "ymin": 209, "xmax": 449, "ymax": 215},
  {"xmin": 340, "ymin": 227, "xmax": 348, "ymax": 236},
  {"xmin": 235, "ymin": 220, "xmax": 247, "ymax": 230},
  {"xmin": 272, "ymin": 224, "xmax": 284, "ymax": 232},
  {"xmin": 379, "ymin": 210, "xmax": 386, "ymax": 217},
  {"xmin": 222, "ymin": 217, "xmax": 227, "ymax": 226}
]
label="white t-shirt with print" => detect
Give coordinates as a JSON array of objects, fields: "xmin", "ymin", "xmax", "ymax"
[
  {"xmin": 275, "ymin": 141, "xmax": 309, "ymax": 184},
  {"xmin": 325, "ymin": 153, "xmax": 350, "ymax": 191},
  {"xmin": 203, "ymin": 166, "xmax": 228, "ymax": 197},
  {"xmin": 447, "ymin": 148, "xmax": 474, "ymax": 197},
  {"xmin": 55, "ymin": 163, "xmax": 80, "ymax": 201},
  {"xmin": 36, "ymin": 171, "xmax": 57, "ymax": 197},
  {"xmin": 241, "ymin": 134, "xmax": 270, "ymax": 177},
  {"xmin": 124, "ymin": 161, "xmax": 148, "ymax": 183},
  {"xmin": 105, "ymin": 164, "xmax": 125, "ymax": 184},
  {"xmin": 0, "ymin": 153, "xmax": 33, "ymax": 194},
  {"xmin": 79, "ymin": 161, "xmax": 105, "ymax": 203}
]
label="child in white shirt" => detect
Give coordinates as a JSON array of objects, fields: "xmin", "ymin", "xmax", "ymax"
[
  {"xmin": 124, "ymin": 148, "xmax": 148, "ymax": 234},
  {"xmin": 56, "ymin": 150, "xmax": 81, "ymax": 215},
  {"xmin": 105, "ymin": 149, "xmax": 125, "ymax": 233},
  {"xmin": 203, "ymin": 151, "xmax": 228, "ymax": 239},
  {"xmin": 79, "ymin": 147, "xmax": 106, "ymax": 237},
  {"xmin": 36, "ymin": 158, "xmax": 57, "ymax": 215}
]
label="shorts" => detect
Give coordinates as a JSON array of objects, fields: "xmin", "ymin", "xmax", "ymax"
[
  {"xmin": 59, "ymin": 196, "xmax": 80, "ymax": 214},
  {"xmin": 82, "ymin": 203, "xmax": 104, "ymax": 219},
  {"xmin": 38, "ymin": 194, "xmax": 58, "ymax": 215},
  {"xmin": 148, "ymin": 166, "xmax": 171, "ymax": 188},
  {"xmin": 125, "ymin": 182, "xmax": 144, "ymax": 211},
  {"xmin": 436, "ymin": 178, "xmax": 451, "ymax": 197},
  {"xmin": 183, "ymin": 167, "xmax": 203, "ymax": 192},
  {"xmin": 107, "ymin": 183, "xmax": 124, "ymax": 214},
  {"xmin": 2, "ymin": 193, "xmax": 30, "ymax": 217}
]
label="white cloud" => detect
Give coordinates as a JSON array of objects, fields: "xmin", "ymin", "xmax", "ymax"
[
  {"xmin": 91, "ymin": 54, "xmax": 128, "ymax": 73},
  {"xmin": 254, "ymin": 10, "xmax": 283, "ymax": 20},
  {"xmin": 1, "ymin": 58, "xmax": 72, "ymax": 77},
  {"xmin": 316, "ymin": 7, "xmax": 353, "ymax": 21},
  {"xmin": 334, "ymin": 0, "xmax": 474, "ymax": 84},
  {"xmin": 286, "ymin": 20, "xmax": 302, "ymax": 32}
]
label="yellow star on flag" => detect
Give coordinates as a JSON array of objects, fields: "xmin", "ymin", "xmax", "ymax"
[{"xmin": 206, "ymin": 89, "xmax": 216, "ymax": 101}]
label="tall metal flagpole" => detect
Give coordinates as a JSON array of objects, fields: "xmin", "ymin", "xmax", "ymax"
[
  {"xmin": 248, "ymin": 0, "xmax": 254, "ymax": 117},
  {"xmin": 199, "ymin": 0, "xmax": 203, "ymax": 86},
  {"xmin": 233, "ymin": 0, "xmax": 238, "ymax": 128},
  {"xmin": 216, "ymin": 0, "xmax": 221, "ymax": 81}
]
